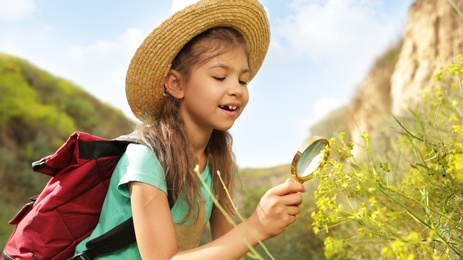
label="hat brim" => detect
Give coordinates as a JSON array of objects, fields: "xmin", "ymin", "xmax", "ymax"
[{"xmin": 126, "ymin": 0, "xmax": 270, "ymax": 120}]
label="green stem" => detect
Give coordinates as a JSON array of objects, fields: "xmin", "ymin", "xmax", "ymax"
[
  {"xmin": 194, "ymin": 166, "xmax": 265, "ymax": 260},
  {"xmin": 216, "ymin": 170, "xmax": 275, "ymax": 260},
  {"xmin": 377, "ymin": 182, "xmax": 460, "ymax": 254}
]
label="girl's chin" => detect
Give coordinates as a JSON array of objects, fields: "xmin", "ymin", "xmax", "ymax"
[{"xmin": 215, "ymin": 123, "xmax": 235, "ymax": 131}]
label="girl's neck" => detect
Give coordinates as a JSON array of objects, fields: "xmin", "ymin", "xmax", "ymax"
[
  {"xmin": 187, "ymin": 127, "xmax": 212, "ymax": 172},
  {"xmin": 195, "ymin": 152, "xmax": 207, "ymax": 173}
]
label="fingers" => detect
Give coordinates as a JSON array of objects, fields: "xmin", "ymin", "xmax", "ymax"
[
  {"xmin": 263, "ymin": 180, "xmax": 305, "ymax": 207},
  {"xmin": 270, "ymin": 179, "xmax": 306, "ymax": 196},
  {"xmin": 251, "ymin": 180, "xmax": 306, "ymax": 240},
  {"xmin": 284, "ymin": 192, "xmax": 304, "ymax": 206},
  {"xmin": 286, "ymin": 205, "xmax": 301, "ymax": 216}
]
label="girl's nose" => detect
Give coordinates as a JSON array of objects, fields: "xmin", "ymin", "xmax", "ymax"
[{"xmin": 228, "ymin": 80, "xmax": 244, "ymax": 96}]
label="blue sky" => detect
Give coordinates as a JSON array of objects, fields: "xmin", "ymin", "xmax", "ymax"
[{"xmin": 0, "ymin": 0, "xmax": 414, "ymax": 168}]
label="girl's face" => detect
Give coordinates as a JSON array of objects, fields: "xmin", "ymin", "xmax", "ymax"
[{"xmin": 179, "ymin": 47, "xmax": 250, "ymax": 133}]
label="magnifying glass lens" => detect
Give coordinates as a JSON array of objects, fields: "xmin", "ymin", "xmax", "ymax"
[
  {"xmin": 297, "ymin": 141, "xmax": 326, "ymax": 177},
  {"xmin": 291, "ymin": 137, "xmax": 329, "ymax": 183}
]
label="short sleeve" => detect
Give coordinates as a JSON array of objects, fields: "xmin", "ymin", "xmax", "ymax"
[{"xmin": 116, "ymin": 143, "xmax": 167, "ymax": 197}]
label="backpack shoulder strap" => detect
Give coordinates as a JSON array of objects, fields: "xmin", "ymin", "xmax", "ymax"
[
  {"xmin": 69, "ymin": 218, "xmax": 136, "ymax": 260},
  {"xmin": 70, "ymin": 133, "xmax": 174, "ymax": 260},
  {"xmin": 71, "ymin": 198, "xmax": 174, "ymax": 260}
]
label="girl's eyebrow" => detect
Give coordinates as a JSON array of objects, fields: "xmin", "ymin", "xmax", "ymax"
[{"xmin": 209, "ymin": 63, "xmax": 251, "ymax": 74}]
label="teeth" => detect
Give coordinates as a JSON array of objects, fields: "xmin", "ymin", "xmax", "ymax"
[{"xmin": 220, "ymin": 105, "xmax": 237, "ymax": 111}]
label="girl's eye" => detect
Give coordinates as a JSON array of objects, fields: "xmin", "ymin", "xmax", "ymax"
[
  {"xmin": 214, "ymin": 76, "xmax": 225, "ymax": 81},
  {"xmin": 239, "ymin": 80, "xmax": 248, "ymax": 86}
]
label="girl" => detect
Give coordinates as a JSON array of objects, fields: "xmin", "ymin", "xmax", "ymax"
[{"xmin": 75, "ymin": 0, "xmax": 306, "ymax": 259}]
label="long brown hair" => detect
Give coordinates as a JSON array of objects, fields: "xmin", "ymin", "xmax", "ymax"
[{"xmin": 136, "ymin": 27, "xmax": 249, "ymax": 221}]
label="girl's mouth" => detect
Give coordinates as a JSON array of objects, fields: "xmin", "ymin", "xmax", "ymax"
[{"xmin": 219, "ymin": 105, "xmax": 238, "ymax": 111}]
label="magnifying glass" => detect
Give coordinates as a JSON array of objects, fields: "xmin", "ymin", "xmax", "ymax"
[{"xmin": 291, "ymin": 136, "xmax": 330, "ymax": 183}]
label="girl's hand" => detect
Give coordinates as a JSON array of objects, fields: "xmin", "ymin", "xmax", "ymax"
[{"xmin": 247, "ymin": 179, "xmax": 306, "ymax": 241}]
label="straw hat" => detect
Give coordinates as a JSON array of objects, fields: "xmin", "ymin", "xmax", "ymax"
[{"xmin": 126, "ymin": 0, "xmax": 270, "ymax": 120}]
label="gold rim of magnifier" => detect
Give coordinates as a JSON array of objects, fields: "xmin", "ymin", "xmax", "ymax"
[{"xmin": 291, "ymin": 136, "xmax": 330, "ymax": 183}]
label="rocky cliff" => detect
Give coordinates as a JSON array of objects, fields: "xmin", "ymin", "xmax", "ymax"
[{"xmin": 348, "ymin": 0, "xmax": 463, "ymax": 148}]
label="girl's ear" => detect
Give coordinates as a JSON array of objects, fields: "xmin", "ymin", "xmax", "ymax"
[{"xmin": 164, "ymin": 69, "xmax": 184, "ymax": 99}]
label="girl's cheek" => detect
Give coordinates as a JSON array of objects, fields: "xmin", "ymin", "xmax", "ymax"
[{"xmin": 240, "ymin": 102, "xmax": 248, "ymax": 114}]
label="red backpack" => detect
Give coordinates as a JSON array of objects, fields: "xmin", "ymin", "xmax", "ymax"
[{"xmin": 2, "ymin": 131, "xmax": 167, "ymax": 260}]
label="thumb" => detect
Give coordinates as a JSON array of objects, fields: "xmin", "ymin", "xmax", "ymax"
[
  {"xmin": 285, "ymin": 178, "xmax": 294, "ymax": 183},
  {"xmin": 284, "ymin": 178, "xmax": 306, "ymax": 193},
  {"xmin": 287, "ymin": 178, "xmax": 302, "ymax": 187}
]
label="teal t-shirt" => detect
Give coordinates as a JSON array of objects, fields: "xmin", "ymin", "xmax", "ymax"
[{"xmin": 75, "ymin": 143, "xmax": 214, "ymax": 259}]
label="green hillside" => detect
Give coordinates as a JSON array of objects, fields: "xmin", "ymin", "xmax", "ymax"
[{"xmin": 0, "ymin": 53, "xmax": 135, "ymax": 246}]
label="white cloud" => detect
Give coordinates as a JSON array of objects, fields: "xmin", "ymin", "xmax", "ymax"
[
  {"xmin": 289, "ymin": 96, "xmax": 340, "ymax": 127},
  {"xmin": 171, "ymin": 0, "xmax": 199, "ymax": 13},
  {"xmin": 118, "ymin": 28, "xmax": 146, "ymax": 53},
  {"xmin": 0, "ymin": 0, "xmax": 37, "ymax": 21},
  {"xmin": 64, "ymin": 28, "xmax": 144, "ymax": 60},
  {"xmin": 65, "ymin": 41, "xmax": 120, "ymax": 60},
  {"xmin": 58, "ymin": 27, "xmax": 147, "ymax": 117},
  {"xmin": 276, "ymin": 0, "xmax": 398, "ymax": 69},
  {"xmin": 287, "ymin": 96, "xmax": 341, "ymax": 143},
  {"xmin": 313, "ymin": 97, "xmax": 341, "ymax": 121}
]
